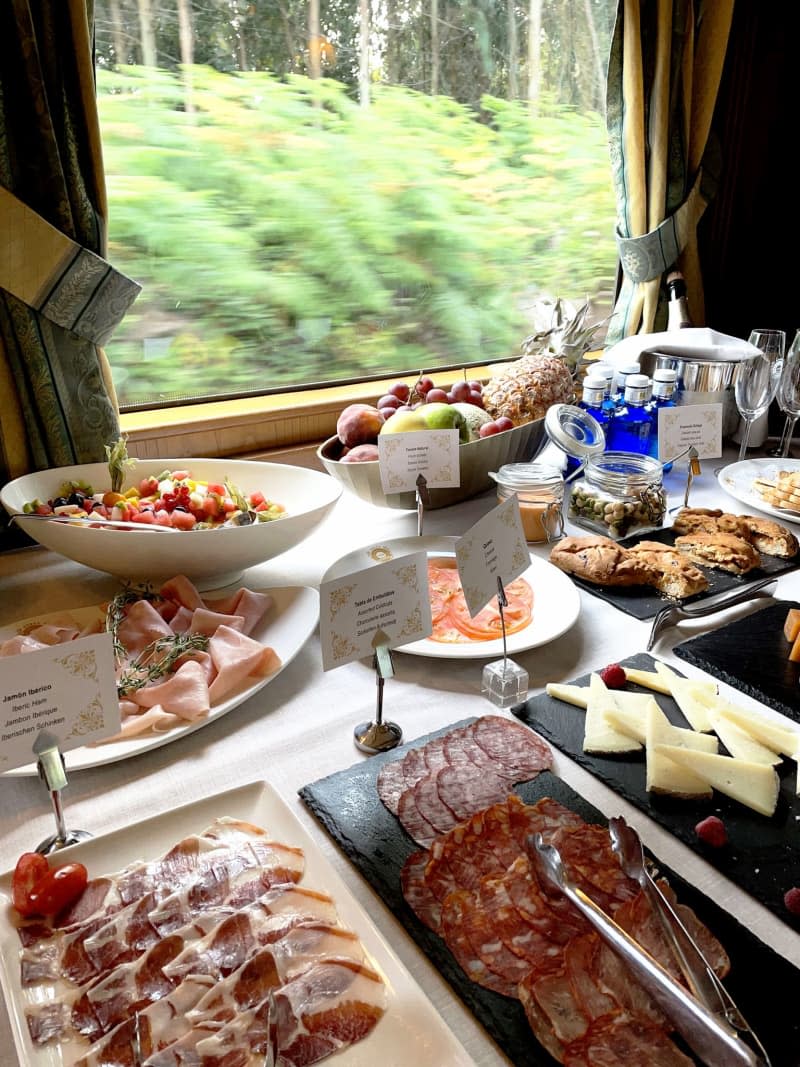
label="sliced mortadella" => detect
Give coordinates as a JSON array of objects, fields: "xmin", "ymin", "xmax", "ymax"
[
  {"xmin": 168, "ymin": 605, "xmax": 195, "ymax": 634},
  {"xmin": 205, "ymin": 587, "xmax": 274, "ymax": 635},
  {"xmin": 27, "ymin": 620, "xmax": 82, "ymax": 645},
  {"xmin": 94, "ymin": 706, "xmax": 186, "ymax": 744},
  {"xmin": 0, "ymin": 634, "xmax": 50, "ymax": 656},
  {"xmin": 117, "ymin": 599, "xmax": 175, "ymax": 658},
  {"xmin": 132, "ymin": 660, "xmax": 211, "ymax": 721},
  {"xmin": 189, "ymin": 609, "xmax": 245, "ymax": 636},
  {"xmin": 207, "ymin": 625, "xmax": 281, "ymax": 703},
  {"xmin": 160, "ymin": 574, "xmax": 205, "ymax": 612}
]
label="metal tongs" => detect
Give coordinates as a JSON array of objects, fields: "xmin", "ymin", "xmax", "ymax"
[
  {"xmin": 647, "ymin": 574, "xmax": 777, "ymax": 651},
  {"xmin": 526, "ymin": 829, "xmax": 771, "ymax": 1067}
]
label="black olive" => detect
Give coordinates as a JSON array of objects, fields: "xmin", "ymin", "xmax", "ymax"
[
  {"xmin": 67, "ymin": 492, "xmax": 85, "ymax": 506},
  {"xmin": 52, "ymin": 496, "xmax": 68, "ymax": 508},
  {"xmin": 234, "ymin": 511, "xmax": 254, "ymax": 525}
]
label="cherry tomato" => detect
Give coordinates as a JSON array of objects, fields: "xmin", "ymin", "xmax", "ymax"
[
  {"xmin": 11, "ymin": 853, "xmax": 49, "ymax": 917},
  {"xmin": 26, "ymin": 862, "xmax": 88, "ymax": 917}
]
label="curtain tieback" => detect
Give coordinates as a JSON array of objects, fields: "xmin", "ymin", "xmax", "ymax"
[
  {"xmin": 615, "ymin": 168, "xmax": 708, "ymax": 284},
  {"xmin": 0, "ymin": 186, "xmax": 141, "ymax": 347}
]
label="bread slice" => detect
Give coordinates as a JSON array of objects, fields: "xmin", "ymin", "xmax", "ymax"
[
  {"xmin": 737, "ymin": 515, "xmax": 798, "ymax": 558},
  {"xmin": 671, "ymin": 507, "xmax": 752, "ymax": 541},
  {"xmin": 674, "ymin": 531, "xmax": 761, "ymax": 575},
  {"xmin": 549, "ymin": 535, "xmax": 655, "ymax": 587},
  {"xmin": 628, "ymin": 540, "xmax": 709, "ymax": 599}
]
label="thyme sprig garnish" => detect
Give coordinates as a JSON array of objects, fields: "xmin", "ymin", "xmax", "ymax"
[
  {"xmin": 117, "ymin": 632, "xmax": 210, "ymax": 696},
  {"xmin": 106, "ymin": 586, "xmax": 163, "ymax": 661}
]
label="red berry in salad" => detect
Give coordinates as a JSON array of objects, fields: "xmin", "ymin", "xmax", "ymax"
[
  {"xmin": 784, "ymin": 887, "xmax": 800, "ymax": 915},
  {"xmin": 695, "ymin": 815, "xmax": 727, "ymax": 848},
  {"xmin": 599, "ymin": 663, "xmax": 626, "ymax": 689}
]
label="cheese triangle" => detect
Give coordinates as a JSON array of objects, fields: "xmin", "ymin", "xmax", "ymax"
[
  {"xmin": 710, "ymin": 711, "xmax": 783, "ymax": 766},
  {"xmin": 645, "ymin": 703, "xmax": 716, "ymax": 798},
  {"xmin": 583, "ymin": 674, "xmax": 642, "ymax": 754},
  {"xmin": 710, "ymin": 700, "xmax": 800, "ymax": 758},
  {"xmin": 654, "ymin": 662, "xmax": 715, "ymax": 732},
  {"xmin": 653, "ymin": 745, "xmax": 780, "ymax": 817}
]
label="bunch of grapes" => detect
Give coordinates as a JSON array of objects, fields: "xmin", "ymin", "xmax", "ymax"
[{"xmin": 376, "ymin": 375, "xmax": 514, "ymax": 437}]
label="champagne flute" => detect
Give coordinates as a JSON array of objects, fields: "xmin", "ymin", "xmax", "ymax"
[
  {"xmin": 735, "ymin": 329, "xmax": 785, "ymax": 461},
  {"xmin": 775, "ymin": 329, "xmax": 800, "ymax": 457}
]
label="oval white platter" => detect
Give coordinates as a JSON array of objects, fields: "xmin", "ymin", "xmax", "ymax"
[
  {"xmin": 323, "ymin": 535, "xmax": 581, "ymax": 659},
  {"xmin": 717, "ymin": 456, "xmax": 800, "ymax": 526},
  {"xmin": 0, "ymin": 585, "xmax": 319, "ymax": 777}
]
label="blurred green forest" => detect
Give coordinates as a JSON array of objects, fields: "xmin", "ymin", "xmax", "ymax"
[{"xmin": 100, "ymin": 66, "xmax": 617, "ymax": 406}]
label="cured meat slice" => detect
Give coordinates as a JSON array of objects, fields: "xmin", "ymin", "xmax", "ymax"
[
  {"xmin": 548, "ymin": 824, "xmax": 639, "ymax": 914},
  {"xmin": 186, "ymin": 923, "xmax": 365, "ymax": 1026},
  {"xmin": 116, "ymin": 599, "xmax": 176, "ymax": 657},
  {"xmin": 400, "ymin": 850, "xmax": 441, "ymax": 933},
  {"xmin": 160, "ymin": 575, "xmax": 205, "ymax": 611},
  {"xmin": 508, "ymin": 795, "xmax": 587, "ymax": 853},
  {"xmin": 435, "ymin": 761, "xmax": 511, "ymax": 822},
  {"xmin": 412, "ymin": 773, "xmax": 460, "ymax": 836},
  {"xmin": 564, "ymin": 934, "xmax": 617, "ymax": 1021},
  {"xmin": 189, "ymin": 607, "xmax": 245, "ymax": 635},
  {"xmin": 440, "ymin": 890, "xmax": 522, "ymax": 997},
  {"xmin": 472, "ymin": 715, "xmax": 553, "ymax": 780},
  {"xmin": 529, "ymin": 969, "xmax": 590, "ymax": 1045},
  {"xmin": 375, "ymin": 759, "xmax": 408, "ymax": 815},
  {"xmin": 477, "ymin": 873, "xmax": 564, "ymax": 976},
  {"xmin": 591, "ymin": 936, "xmax": 667, "ymax": 1027},
  {"xmin": 562, "ymin": 1012, "xmax": 695, "ymax": 1066},
  {"xmin": 502, "ymin": 855, "xmax": 589, "ymax": 944},
  {"xmin": 518, "ymin": 973, "xmax": 569, "ymax": 1064},
  {"xmin": 96, "ymin": 705, "xmax": 185, "ymax": 743},
  {"xmin": 204, "ymin": 587, "xmax": 273, "ymax": 635},
  {"xmin": 131, "ymin": 659, "xmax": 211, "ymax": 721},
  {"xmin": 395, "ymin": 786, "xmax": 439, "ymax": 848},
  {"xmin": 207, "ymin": 625, "xmax": 281, "ymax": 703}
]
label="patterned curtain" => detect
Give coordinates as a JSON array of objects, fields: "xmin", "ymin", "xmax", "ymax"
[
  {"xmin": 605, "ymin": 0, "xmax": 734, "ymax": 344},
  {"xmin": 0, "ymin": 1, "xmax": 140, "ymax": 495}
]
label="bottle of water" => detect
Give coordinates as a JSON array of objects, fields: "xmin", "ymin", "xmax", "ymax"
[
  {"xmin": 611, "ymin": 364, "xmax": 642, "ymax": 409},
  {"xmin": 647, "ymin": 368, "xmax": 678, "ymax": 462},
  {"xmin": 585, "ymin": 362, "xmax": 617, "ymax": 418},
  {"xmin": 607, "ymin": 374, "xmax": 653, "ymax": 454}
]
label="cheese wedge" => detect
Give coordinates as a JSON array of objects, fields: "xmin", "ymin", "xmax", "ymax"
[
  {"xmin": 713, "ymin": 700, "xmax": 800, "ymax": 758},
  {"xmin": 545, "ymin": 682, "xmax": 654, "ymax": 714},
  {"xmin": 583, "ymin": 674, "xmax": 642, "ymax": 754},
  {"xmin": 622, "ymin": 666, "xmax": 673, "ymax": 695},
  {"xmin": 653, "ymin": 745, "xmax": 780, "ymax": 817},
  {"xmin": 653, "ymin": 662, "xmax": 716, "ymax": 732},
  {"xmin": 645, "ymin": 703, "xmax": 717, "ymax": 798},
  {"xmin": 710, "ymin": 711, "xmax": 783, "ymax": 767},
  {"xmin": 604, "ymin": 695, "xmax": 664, "ymax": 745}
]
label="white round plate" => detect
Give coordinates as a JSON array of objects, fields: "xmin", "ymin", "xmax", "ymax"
[
  {"xmin": 322, "ymin": 535, "xmax": 580, "ymax": 659},
  {"xmin": 717, "ymin": 457, "xmax": 800, "ymax": 526},
  {"xmin": 0, "ymin": 585, "xmax": 319, "ymax": 777}
]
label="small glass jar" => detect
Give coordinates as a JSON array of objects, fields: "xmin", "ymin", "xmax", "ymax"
[
  {"xmin": 492, "ymin": 462, "xmax": 565, "ymax": 543},
  {"xmin": 568, "ymin": 451, "xmax": 666, "ymax": 540}
]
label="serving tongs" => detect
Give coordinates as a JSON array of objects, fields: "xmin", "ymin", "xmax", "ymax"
[
  {"xmin": 526, "ymin": 831, "xmax": 771, "ymax": 1067},
  {"xmin": 608, "ymin": 816, "xmax": 771, "ymax": 1065},
  {"xmin": 9, "ymin": 511, "xmax": 179, "ymax": 533},
  {"xmin": 647, "ymin": 574, "xmax": 777, "ymax": 651}
]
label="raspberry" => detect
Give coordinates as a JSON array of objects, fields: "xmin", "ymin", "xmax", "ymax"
[
  {"xmin": 695, "ymin": 815, "xmax": 727, "ymax": 848},
  {"xmin": 784, "ymin": 887, "xmax": 800, "ymax": 916},
  {"xmin": 599, "ymin": 663, "xmax": 626, "ymax": 689}
]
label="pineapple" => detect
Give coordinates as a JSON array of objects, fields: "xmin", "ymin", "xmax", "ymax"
[{"xmin": 483, "ymin": 297, "xmax": 607, "ymax": 425}]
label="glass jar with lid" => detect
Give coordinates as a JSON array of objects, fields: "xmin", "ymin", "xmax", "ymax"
[
  {"xmin": 567, "ymin": 451, "xmax": 666, "ymax": 539},
  {"xmin": 490, "ymin": 462, "xmax": 565, "ymax": 543}
]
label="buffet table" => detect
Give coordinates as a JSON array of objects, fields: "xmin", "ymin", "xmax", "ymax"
[{"xmin": 1, "ymin": 447, "xmax": 799, "ymax": 1066}]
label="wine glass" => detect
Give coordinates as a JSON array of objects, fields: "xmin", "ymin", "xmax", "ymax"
[
  {"xmin": 735, "ymin": 329, "xmax": 785, "ymax": 461},
  {"xmin": 775, "ymin": 330, "xmax": 800, "ymax": 457}
]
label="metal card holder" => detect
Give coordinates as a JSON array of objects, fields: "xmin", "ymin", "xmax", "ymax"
[{"xmin": 33, "ymin": 732, "xmax": 91, "ymax": 854}]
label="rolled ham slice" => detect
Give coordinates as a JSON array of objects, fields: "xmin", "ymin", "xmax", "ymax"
[
  {"xmin": 132, "ymin": 660, "xmax": 210, "ymax": 721},
  {"xmin": 207, "ymin": 625, "xmax": 281, "ymax": 703},
  {"xmin": 116, "ymin": 599, "xmax": 175, "ymax": 658}
]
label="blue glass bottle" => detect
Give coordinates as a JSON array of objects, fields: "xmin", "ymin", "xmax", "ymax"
[
  {"xmin": 586, "ymin": 362, "xmax": 617, "ymax": 418},
  {"xmin": 606, "ymin": 374, "xmax": 653, "ymax": 454},
  {"xmin": 611, "ymin": 364, "xmax": 642, "ymax": 410},
  {"xmin": 647, "ymin": 368, "xmax": 678, "ymax": 463},
  {"xmin": 565, "ymin": 376, "xmax": 612, "ymax": 476}
]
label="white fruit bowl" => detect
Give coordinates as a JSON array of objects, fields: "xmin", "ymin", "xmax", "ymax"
[
  {"xmin": 1, "ymin": 458, "xmax": 342, "ymax": 588},
  {"xmin": 317, "ymin": 418, "xmax": 547, "ymax": 510}
]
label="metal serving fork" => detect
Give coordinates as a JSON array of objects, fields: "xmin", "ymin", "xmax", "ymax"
[
  {"xmin": 608, "ymin": 816, "xmax": 772, "ymax": 1065},
  {"xmin": 647, "ymin": 574, "xmax": 778, "ymax": 651},
  {"xmin": 526, "ymin": 832, "xmax": 770, "ymax": 1067}
]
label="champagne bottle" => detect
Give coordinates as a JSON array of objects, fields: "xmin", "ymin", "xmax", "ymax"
[{"xmin": 666, "ymin": 270, "xmax": 693, "ymax": 329}]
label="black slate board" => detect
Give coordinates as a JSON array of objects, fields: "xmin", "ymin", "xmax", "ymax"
[
  {"xmin": 674, "ymin": 601, "xmax": 800, "ymax": 720},
  {"xmin": 299, "ymin": 718, "xmax": 800, "ymax": 1067},
  {"xmin": 512, "ymin": 652, "xmax": 800, "ymax": 932},
  {"xmin": 567, "ymin": 525, "xmax": 800, "ymax": 619}
]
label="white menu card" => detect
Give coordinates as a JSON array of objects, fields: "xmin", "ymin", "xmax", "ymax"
[
  {"xmin": 319, "ymin": 552, "xmax": 432, "ymax": 671},
  {"xmin": 0, "ymin": 633, "xmax": 120, "ymax": 773},
  {"xmin": 455, "ymin": 496, "xmax": 530, "ymax": 618},
  {"xmin": 658, "ymin": 403, "xmax": 723, "ymax": 460},
  {"xmin": 378, "ymin": 429, "xmax": 461, "ymax": 493}
]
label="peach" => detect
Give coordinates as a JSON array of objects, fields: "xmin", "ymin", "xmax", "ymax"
[
  {"xmin": 336, "ymin": 404, "xmax": 385, "ymax": 448},
  {"xmin": 340, "ymin": 443, "xmax": 379, "ymax": 463}
]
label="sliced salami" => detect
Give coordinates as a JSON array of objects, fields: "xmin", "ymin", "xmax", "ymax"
[
  {"xmin": 503, "ymin": 855, "xmax": 589, "ymax": 943},
  {"xmin": 439, "ymin": 890, "xmax": 522, "ymax": 998},
  {"xmin": 472, "ymin": 715, "xmax": 553, "ymax": 780},
  {"xmin": 396, "ymin": 786, "xmax": 439, "ymax": 848},
  {"xmin": 376, "ymin": 759, "xmax": 409, "ymax": 816},
  {"xmin": 412, "ymin": 773, "xmax": 461, "ymax": 837},
  {"xmin": 477, "ymin": 873, "xmax": 564, "ymax": 976},
  {"xmin": 435, "ymin": 761, "xmax": 511, "ymax": 822},
  {"xmin": 529, "ymin": 968, "xmax": 590, "ymax": 1045},
  {"xmin": 400, "ymin": 850, "xmax": 442, "ymax": 933},
  {"xmin": 549, "ymin": 824, "xmax": 639, "ymax": 914},
  {"xmin": 563, "ymin": 1012, "xmax": 695, "ymax": 1067}
]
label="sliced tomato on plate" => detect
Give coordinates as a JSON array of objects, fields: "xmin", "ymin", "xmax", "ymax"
[{"xmin": 11, "ymin": 853, "xmax": 49, "ymax": 917}]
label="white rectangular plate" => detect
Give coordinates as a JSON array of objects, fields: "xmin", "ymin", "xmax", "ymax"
[{"xmin": 0, "ymin": 780, "xmax": 474, "ymax": 1066}]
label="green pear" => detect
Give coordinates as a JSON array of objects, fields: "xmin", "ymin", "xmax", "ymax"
[{"xmin": 418, "ymin": 402, "xmax": 470, "ymax": 442}]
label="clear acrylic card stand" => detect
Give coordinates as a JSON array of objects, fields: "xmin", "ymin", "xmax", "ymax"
[{"xmin": 481, "ymin": 577, "xmax": 529, "ymax": 707}]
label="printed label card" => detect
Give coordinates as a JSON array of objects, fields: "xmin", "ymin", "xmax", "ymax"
[
  {"xmin": 378, "ymin": 429, "xmax": 460, "ymax": 494},
  {"xmin": 319, "ymin": 551, "xmax": 432, "ymax": 671},
  {"xmin": 0, "ymin": 632, "xmax": 120, "ymax": 773},
  {"xmin": 658, "ymin": 403, "xmax": 723, "ymax": 460},
  {"xmin": 455, "ymin": 496, "xmax": 530, "ymax": 618}
]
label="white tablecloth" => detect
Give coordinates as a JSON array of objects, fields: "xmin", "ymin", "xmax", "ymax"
[{"xmin": 1, "ymin": 450, "xmax": 799, "ymax": 1065}]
